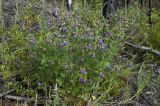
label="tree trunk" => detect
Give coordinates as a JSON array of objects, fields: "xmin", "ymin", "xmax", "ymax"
[{"xmin": 65, "ymin": 0, "xmax": 72, "ymax": 11}]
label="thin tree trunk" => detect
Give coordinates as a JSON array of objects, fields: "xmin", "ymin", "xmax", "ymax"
[{"xmin": 148, "ymin": 0, "xmax": 152, "ymax": 27}]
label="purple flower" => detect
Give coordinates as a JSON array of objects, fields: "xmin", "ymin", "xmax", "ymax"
[
  {"xmin": 73, "ymin": 32, "xmax": 77, "ymax": 39},
  {"xmin": 101, "ymin": 44, "xmax": 108, "ymax": 52},
  {"xmin": 62, "ymin": 34, "xmax": 67, "ymax": 38},
  {"xmin": 31, "ymin": 23, "xmax": 42, "ymax": 32},
  {"xmin": 35, "ymin": 25, "xmax": 42, "ymax": 32},
  {"xmin": 30, "ymin": 36, "xmax": 35, "ymax": 45},
  {"xmin": 52, "ymin": 33, "xmax": 58, "ymax": 37},
  {"xmin": 61, "ymin": 27, "xmax": 68, "ymax": 33},
  {"xmin": 80, "ymin": 77, "xmax": 87, "ymax": 84},
  {"xmin": 104, "ymin": 45, "xmax": 108, "ymax": 48},
  {"xmin": 61, "ymin": 41, "xmax": 67, "ymax": 47},
  {"xmin": 46, "ymin": 21, "xmax": 52, "ymax": 28},
  {"xmin": 98, "ymin": 39, "xmax": 103, "ymax": 46},
  {"xmin": 80, "ymin": 69, "xmax": 87, "ymax": 75},
  {"xmin": 56, "ymin": 17, "xmax": 61, "ymax": 21},
  {"xmin": 99, "ymin": 72, "xmax": 104, "ymax": 79}
]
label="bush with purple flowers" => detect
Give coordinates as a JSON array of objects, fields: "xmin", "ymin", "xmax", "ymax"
[
  {"xmin": 0, "ymin": 9, "xmax": 129, "ymax": 104},
  {"xmin": 0, "ymin": 1, "xmax": 154, "ymax": 105}
]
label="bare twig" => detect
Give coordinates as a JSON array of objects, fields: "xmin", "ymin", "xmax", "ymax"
[{"xmin": 124, "ymin": 41, "xmax": 160, "ymax": 56}]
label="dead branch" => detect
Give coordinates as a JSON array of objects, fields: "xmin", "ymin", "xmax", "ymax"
[
  {"xmin": 5, "ymin": 95, "xmax": 26, "ymax": 101},
  {"xmin": 0, "ymin": 89, "xmax": 15, "ymax": 98},
  {"xmin": 124, "ymin": 41, "xmax": 160, "ymax": 56}
]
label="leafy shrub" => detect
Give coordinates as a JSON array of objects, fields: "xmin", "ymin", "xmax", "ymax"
[
  {"xmin": 0, "ymin": 1, "xmax": 145, "ymax": 105},
  {"xmin": 1, "ymin": 12, "xmax": 127, "ymax": 102}
]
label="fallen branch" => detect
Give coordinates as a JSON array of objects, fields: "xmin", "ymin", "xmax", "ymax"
[
  {"xmin": 5, "ymin": 95, "xmax": 26, "ymax": 101},
  {"xmin": 124, "ymin": 41, "xmax": 160, "ymax": 56},
  {"xmin": 0, "ymin": 89, "xmax": 15, "ymax": 98}
]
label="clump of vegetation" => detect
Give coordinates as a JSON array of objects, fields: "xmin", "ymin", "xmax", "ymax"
[
  {"xmin": 0, "ymin": 0, "xmax": 159, "ymax": 106},
  {"xmin": 147, "ymin": 10, "xmax": 160, "ymax": 50}
]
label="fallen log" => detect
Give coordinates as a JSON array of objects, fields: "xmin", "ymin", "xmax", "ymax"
[{"xmin": 124, "ymin": 41, "xmax": 160, "ymax": 56}]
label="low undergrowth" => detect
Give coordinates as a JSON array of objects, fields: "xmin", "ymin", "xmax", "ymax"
[{"xmin": 0, "ymin": 1, "xmax": 159, "ymax": 106}]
